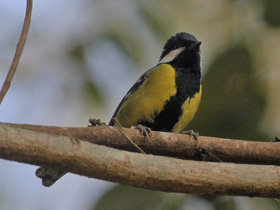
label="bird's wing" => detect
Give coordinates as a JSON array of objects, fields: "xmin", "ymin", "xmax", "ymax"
[
  {"xmin": 108, "ymin": 67, "xmax": 155, "ymax": 125},
  {"xmin": 109, "ymin": 64, "xmax": 177, "ymax": 128}
]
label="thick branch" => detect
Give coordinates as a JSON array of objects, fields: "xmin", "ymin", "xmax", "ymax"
[
  {"xmin": 1, "ymin": 122, "xmax": 280, "ymax": 166},
  {"xmin": 0, "ymin": 0, "xmax": 32, "ymax": 105},
  {"xmin": 0, "ymin": 123, "xmax": 280, "ymax": 198}
]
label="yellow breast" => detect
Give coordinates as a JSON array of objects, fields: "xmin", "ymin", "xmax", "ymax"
[{"xmin": 172, "ymin": 85, "xmax": 202, "ymax": 133}]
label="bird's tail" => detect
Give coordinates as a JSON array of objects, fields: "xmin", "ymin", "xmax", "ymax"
[{"xmin": 36, "ymin": 167, "xmax": 67, "ymax": 187}]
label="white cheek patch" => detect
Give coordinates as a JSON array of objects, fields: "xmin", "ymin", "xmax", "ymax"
[{"xmin": 159, "ymin": 47, "xmax": 185, "ymax": 64}]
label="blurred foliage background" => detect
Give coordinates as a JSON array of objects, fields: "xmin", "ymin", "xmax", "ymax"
[{"xmin": 1, "ymin": 0, "xmax": 280, "ymax": 210}]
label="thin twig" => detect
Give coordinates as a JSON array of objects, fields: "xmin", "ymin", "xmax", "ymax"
[
  {"xmin": 208, "ymin": 151, "xmax": 223, "ymax": 162},
  {"xmin": 112, "ymin": 118, "xmax": 146, "ymax": 154},
  {"xmin": 0, "ymin": 0, "xmax": 33, "ymax": 105}
]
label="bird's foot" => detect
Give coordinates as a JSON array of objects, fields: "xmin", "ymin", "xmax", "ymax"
[
  {"xmin": 132, "ymin": 124, "xmax": 151, "ymax": 137},
  {"xmin": 182, "ymin": 130, "xmax": 199, "ymax": 140},
  {"xmin": 88, "ymin": 118, "xmax": 106, "ymax": 127}
]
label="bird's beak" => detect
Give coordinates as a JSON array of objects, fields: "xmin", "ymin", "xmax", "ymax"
[{"xmin": 189, "ymin": 41, "xmax": 202, "ymax": 51}]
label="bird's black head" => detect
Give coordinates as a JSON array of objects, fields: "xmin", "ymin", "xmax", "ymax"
[{"xmin": 159, "ymin": 32, "xmax": 201, "ymax": 65}]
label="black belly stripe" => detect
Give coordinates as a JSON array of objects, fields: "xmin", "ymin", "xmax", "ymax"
[
  {"xmin": 138, "ymin": 67, "xmax": 200, "ymax": 132},
  {"xmin": 139, "ymin": 94, "xmax": 183, "ymax": 131}
]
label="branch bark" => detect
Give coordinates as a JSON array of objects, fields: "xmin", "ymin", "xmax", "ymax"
[
  {"xmin": 0, "ymin": 0, "xmax": 32, "ymax": 105},
  {"xmin": 2, "ymin": 122, "xmax": 280, "ymax": 166},
  {"xmin": 0, "ymin": 122, "xmax": 280, "ymax": 197}
]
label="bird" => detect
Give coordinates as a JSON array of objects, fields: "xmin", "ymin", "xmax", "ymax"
[
  {"xmin": 109, "ymin": 32, "xmax": 202, "ymax": 136},
  {"xmin": 36, "ymin": 32, "xmax": 202, "ymax": 187}
]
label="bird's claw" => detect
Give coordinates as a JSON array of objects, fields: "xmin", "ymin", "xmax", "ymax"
[
  {"xmin": 182, "ymin": 130, "xmax": 199, "ymax": 140},
  {"xmin": 132, "ymin": 124, "xmax": 151, "ymax": 137}
]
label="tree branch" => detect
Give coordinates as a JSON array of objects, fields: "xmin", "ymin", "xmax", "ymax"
[
  {"xmin": 0, "ymin": 0, "xmax": 33, "ymax": 105},
  {"xmin": 2, "ymin": 122, "xmax": 279, "ymax": 166},
  {"xmin": 0, "ymin": 122, "xmax": 280, "ymax": 197}
]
